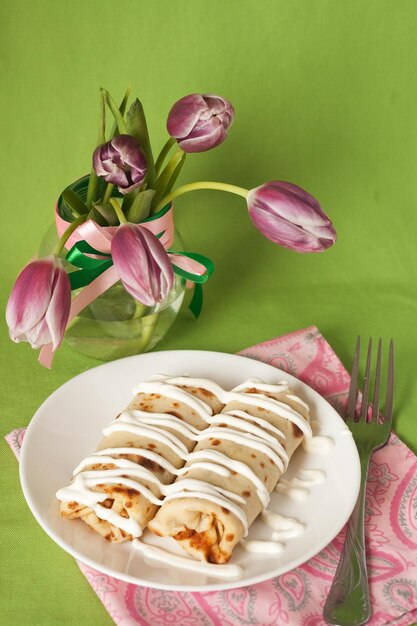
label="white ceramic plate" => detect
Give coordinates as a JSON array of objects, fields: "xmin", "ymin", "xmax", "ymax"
[{"xmin": 20, "ymin": 350, "xmax": 360, "ymax": 592}]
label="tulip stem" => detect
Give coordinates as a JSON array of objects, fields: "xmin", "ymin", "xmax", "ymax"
[
  {"xmin": 110, "ymin": 198, "xmax": 128, "ymax": 224},
  {"xmin": 155, "ymin": 137, "xmax": 176, "ymax": 175},
  {"xmin": 155, "ymin": 181, "xmax": 249, "ymax": 212},
  {"xmin": 103, "ymin": 183, "xmax": 114, "ymax": 204},
  {"xmin": 53, "ymin": 214, "xmax": 87, "ymax": 257}
]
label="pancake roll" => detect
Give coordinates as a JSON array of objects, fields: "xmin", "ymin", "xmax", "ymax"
[
  {"xmin": 56, "ymin": 376, "xmax": 225, "ymax": 543},
  {"xmin": 148, "ymin": 378, "xmax": 311, "ymax": 562}
]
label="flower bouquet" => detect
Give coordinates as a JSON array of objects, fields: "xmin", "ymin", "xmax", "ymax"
[{"xmin": 6, "ymin": 88, "xmax": 336, "ymax": 367}]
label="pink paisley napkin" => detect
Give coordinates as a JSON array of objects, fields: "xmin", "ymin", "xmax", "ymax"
[{"xmin": 6, "ymin": 326, "xmax": 417, "ymax": 626}]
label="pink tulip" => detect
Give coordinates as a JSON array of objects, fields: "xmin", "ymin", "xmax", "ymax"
[
  {"xmin": 93, "ymin": 134, "xmax": 148, "ymax": 194},
  {"xmin": 167, "ymin": 93, "xmax": 234, "ymax": 153},
  {"xmin": 6, "ymin": 256, "xmax": 71, "ymax": 350},
  {"xmin": 247, "ymin": 181, "xmax": 337, "ymax": 253},
  {"xmin": 111, "ymin": 224, "xmax": 174, "ymax": 306}
]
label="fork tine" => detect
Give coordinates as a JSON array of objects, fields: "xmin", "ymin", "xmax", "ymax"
[
  {"xmin": 384, "ymin": 339, "xmax": 395, "ymax": 422},
  {"xmin": 360, "ymin": 338, "xmax": 373, "ymax": 421},
  {"xmin": 346, "ymin": 336, "xmax": 361, "ymax": 420},
  {"xmin": 371, "ymin": 338, "xmax": 382, "ymax": 421}
]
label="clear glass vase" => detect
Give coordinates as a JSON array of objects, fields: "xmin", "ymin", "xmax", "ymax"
[
  {"xmin": 66, "ymin": 275, "xmax": 185, "ymax": 360},
  {"xmin": 39, "ymin": 179, "xmax": 186, "ymax": 361}
]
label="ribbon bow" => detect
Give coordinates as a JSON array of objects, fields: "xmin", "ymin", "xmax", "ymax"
[
  {"xmin": 39, "ymin": 204, "xmax": 213, "ymax": 368},
  {"xmin": 66, "ymin": 241, "xmax": 214, "ymax": 318}
]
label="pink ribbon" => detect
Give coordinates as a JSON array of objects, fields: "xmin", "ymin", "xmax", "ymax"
[
  {"xmin": 54, "ymin": 199, "xmax": 175, "ymax": 251},
  {"xmin": 39, "ymin": 203, "xmax": 204, "ymax": 368}
]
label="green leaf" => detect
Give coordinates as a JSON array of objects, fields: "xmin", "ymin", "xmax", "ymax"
[
  {"xmin": 87, "ymin": 87, "xmax": 131, "ymax": 209},
  {"xmin": 127, "ymin": 189, "xmax": 156, "ymax": 223},
  {"xmin": 86, "ymin": 91, "xmax": 105, "ymax": 208},
  {"xmin": 86, "ymin": 170, "xmax": 100, "ymax": 210},
  {"xmin": 119, "ymin": 85, "xmax": 131, "ymax": 116},
  {"xmin": 126, "ymin": 99, "xmax": 156, "ymax": 188},
  {"xmin": 110, "ymin": 85, "xmax": 131, "ymax": 139},
  {"xmin": 62, "ymin": 188, "xmax": 89, "ymax": 216},
  {"xmin": 87, "ymin": 205, "xmax": 108, "ymax": 226},
  {"xmin": 87, "ymin": 89, "xmax": 106, "ymax": 208},
  {"xmin": 93, "ymin": 202, "xmax": 119, "ymax": 226},
  {"xmin": 98, "ymin": 88, "xmax": 106, "ymax": 144},
  {"xmin": 151, "ymin": 150, "xmax": 186, "ymax": 211},
  {"xmin": 103, "ymin": 89, "xmax": 127, "ymax": 134},
  {"xmin": 162, "ymin": 152, "xmax": 186, "ymax": 198}
]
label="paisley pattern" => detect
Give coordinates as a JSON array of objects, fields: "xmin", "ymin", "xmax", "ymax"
[
  {"xmin": 383, "ymin": 579, "xmax": 417, "ymax": 613},
  {"xmin": 275, "ymin": 570, "xmax": 311, "ymax": 611},
  {"xmin": 216, "ymin": 587, "xmax": 258, "ymax": 624},
  {"xmin": 125, "ymin": 587, "xmax": 213, "ymax": 626},
  {"xmin": 390, "ymin": 462, "xmax": 417, "ymax": 550},
  {"xmin": 6, "ymin": 325, "xmax": 417, "ymax": 626},
  {"xmin": 5, "ymin": 427, "xmax": 25, "ymax": 461}
]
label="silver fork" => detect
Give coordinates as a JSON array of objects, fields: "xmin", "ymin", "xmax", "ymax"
[{"xmin": 323, "ymin": 337, "xmax": 394, "ymax": 626}]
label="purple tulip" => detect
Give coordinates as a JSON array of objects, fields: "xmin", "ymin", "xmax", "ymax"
[
  {"xmin": 167, "ymin": 93, "xmax": 234, "ymax": 153},
  {"xmin": 93, "ymin": 134, "xmax": 147, "ymax": 194},
  {"xmin": 247, "ymin": 181, "xmax": 337, "ymax": 253},
  {"xmin": 6, "ymin": 256, "xmax": 71, "ymax": 350},
  {"xmin": 111, "ymin": 224, "xmax": 174, "ymax": 306}
]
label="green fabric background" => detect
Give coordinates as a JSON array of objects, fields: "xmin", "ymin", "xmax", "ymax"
[{"xmin": 1, "ymin": 1, "xmax": 417, "ymax": 624}]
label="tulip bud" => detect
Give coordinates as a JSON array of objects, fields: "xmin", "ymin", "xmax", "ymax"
[
  {"xmin": 167, "ymin": 93, "xmax": 234, "ymax": 153},
  {"xmin": 6, "ymin": 256, "xmax": 71, "ymax": 350},
  {"xmin": 247, "ymin": 181, "xmax": 336, "ymax": 253},
  {"xmin": 93, "ymin": 134, "xmax": 147, "ymax": 194},
  {"xmin": 111, "ymin": 224, "xmax": 174, "ymax": 306}
]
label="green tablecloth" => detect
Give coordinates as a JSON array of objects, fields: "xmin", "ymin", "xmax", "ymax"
[{"xmin": 1, "ymin": 1, "xmax": 416, "ymax": 624}]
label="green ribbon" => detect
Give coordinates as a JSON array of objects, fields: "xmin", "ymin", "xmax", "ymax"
[
  {"xmin": 168, "ymin": 250, "xmax": 215, "ymax": 317},
  {"xmin": 65, "ymin": 240, "xmax": 214, "ymax": 317},
  {"xmin": 66, "ymin": 241, "xmax": 112, "ymax": 290}
]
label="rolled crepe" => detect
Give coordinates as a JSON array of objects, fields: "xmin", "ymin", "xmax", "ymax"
[
  {"xmin": 148, "ymin": 379, "xmax": 311, "ymax": 563},
  {"xmin": 57, "ymin": 377, "xmax": 225, "ymax": 543}
]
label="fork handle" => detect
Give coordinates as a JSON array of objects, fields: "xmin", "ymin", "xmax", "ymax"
[{"xmin": 323, "ymin": 458, "xmax": 371, "ymax": 626}]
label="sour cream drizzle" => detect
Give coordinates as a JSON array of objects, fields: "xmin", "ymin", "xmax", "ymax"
[
  {"xmin": 131, "ymin": 380, "xmax": 214, "ymax": 422},
  {"xmin": 143, "ymin": 376, "xmax": 312, "ymax": 438},
  {"xmin": 57, "ymin": 375, "xmax": 312, "ymax": 540},
  {"xmin": 261, "ymin": 509, "xmax": 305, "ymax": 540},
  {"xmin": 302, "ymin": 419, "xmax": 334, "ymax": 453},
  {"xmin": 238, "ymin": 509, "xmax": 305, "ymax": 555},
  {"xmin": 302, "ymin": 435, "xmax": 334, "ymax": 453},
  {"xmin": 133, "ymin": 538, "xmax": 243, "ymax": 579},
  {"xmin": 240, "ymin": 539, "xmax": 284, "ymax": 555},
  {"xmin": 274, "ymin": 468, "xmax": 326, "ymax": 501}
]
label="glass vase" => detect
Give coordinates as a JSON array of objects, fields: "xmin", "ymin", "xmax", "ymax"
[{"xmin": 39, "ymin": 177, "xmax": 186, "ymax": 361}]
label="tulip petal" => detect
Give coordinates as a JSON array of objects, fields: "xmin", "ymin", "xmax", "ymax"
[
  {"xmin": 250, "ymin": 208, "xmax": 328, "ymax": 252},
  {"xmin": 45, "ymin": 268, "xmax": 71, "ymax": 350},
  {"xmin": 93, "ymin": 135, "xmax": 147, "ymax": 194},
  {"xmin": 6, "ymin": 256, "xmax": 71, "ymax": 349},
  {"xmin": 111, "ymin": 224, "xmax": 174, "ymax": 307},
  {"xmin": 102, "ymin": 160, "xmax": 130, "ymax": 187},
  {"xmin": 112, "ymin": 226, "xmax": 152, "ymax": 305},
  {"xmin": 251, "ymin": 182, "xmax": 328, "ymax": 227},
  {"xmin": 167, "ymin": 93, "xmax": 234, "ymax": 153},
  {"xmin": 178, "ymin": 120, "xmax": 225, "ymax": 153},
  {"xmin": 112, "ymin": 135, "xmax": 148, "ymax": 172},
  {"xmin": 140, "ymin": 227, "xmax": 174, "ymax": 300},
  {"xmin": 23, "ymin": 316, "xmax": 53, "ymax": 349},
  {"xmin": 247, "ymin": 181, "xmax": 336, "ymax": 253},
  {"xmin": 167, "ymin": 94, "xmax": 208, "ymax": 138},
  {"xmin": 203, "ymin": 94, "xmax": 235, "ymax": 125},
  {"xmin": 6, "ymin": 259, "xmax": 54, "ymax": 338}
]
